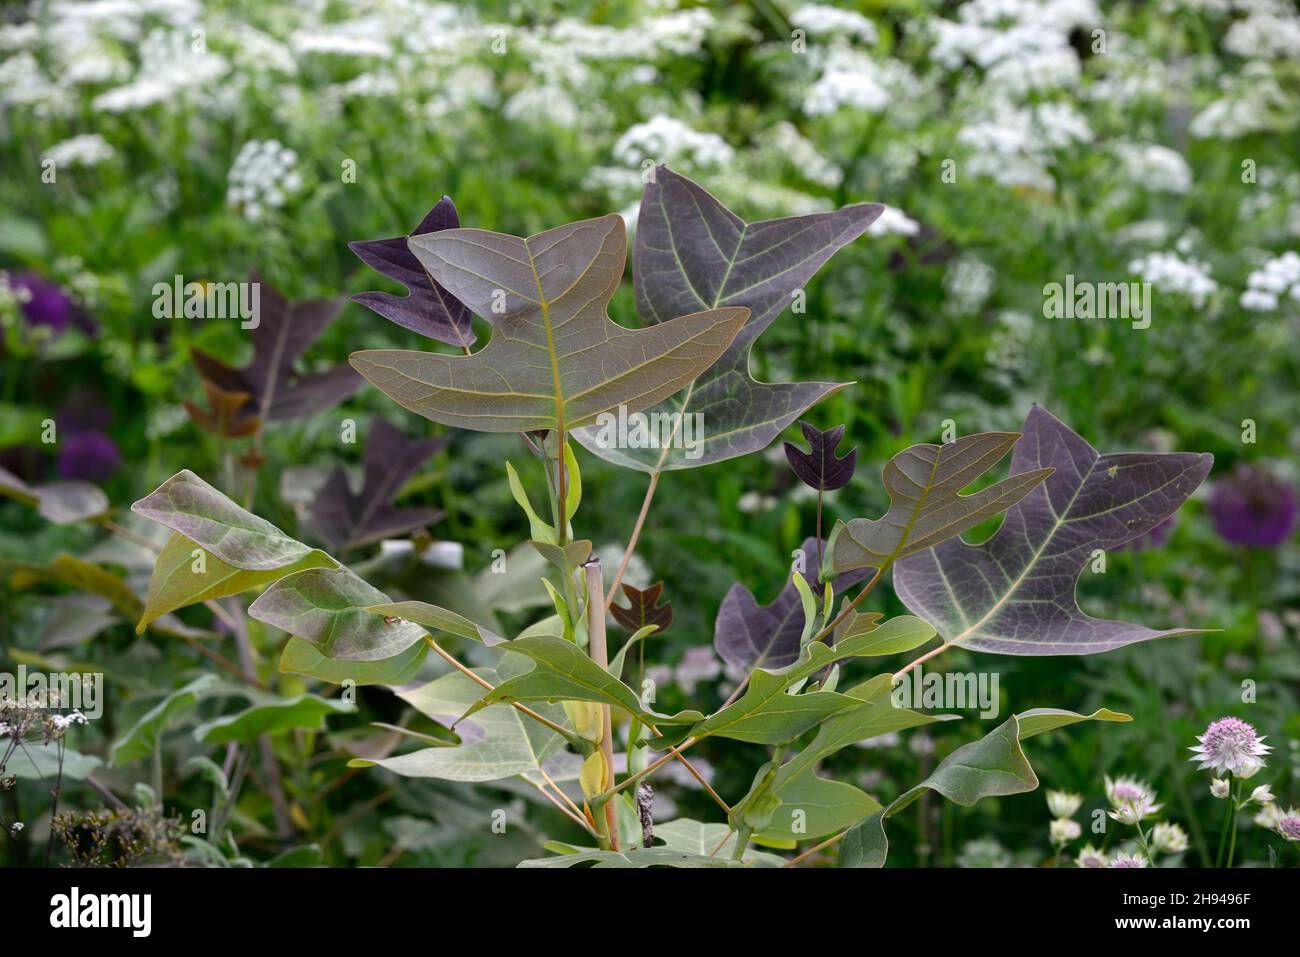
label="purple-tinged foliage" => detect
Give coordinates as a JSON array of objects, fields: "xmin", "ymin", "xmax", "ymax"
[
  {"xmin": 1117, "ymin": 514, "xmax": 1177, "ymax": 552},
  {"xmin": 894, "ymin": 406, "xmax": 1213, "ymax": 655},
  {"xmin": 784, "ymin": 421, "xmax": 857, "ymax": 491},
  {"xmin": 349, "ymin": 196, "xmax": 476, "ymax": 348},
  {"xmin": 575, "ymin": 166, "xmax": 882, "ymax": 471},
  {"xmin": 190, "ymin": 276, "xmax": 362, "ymax": 422},
  {"xmin": 1207, "ymin": 464, "xmax": 1297, "ymax": 548},
  {"xmin": 610, "ymin": 581, "xmax": 674, "ymax": 635},
  {"xmin": 715, "ymin": 537, "xmax": 869, "ymax": 674},
  {"xmin": 310, "ymin": 418, "xmax": 446, "ymax": 553}
]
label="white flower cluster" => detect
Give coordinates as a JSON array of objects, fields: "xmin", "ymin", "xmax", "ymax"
[
  {"xmin": 1190, "ymin": 62, "xmax": 1290, "ymax": 139},
  {"xmin": 226, "ymin": 140, "xmax": 304, "ymax": 222},
  {"xmin": 1113, "ymin": 143, "xmax": 1192, "ymax": 194},
  {"xmin": 867, "ymin": 205, "xmax": 920, "ymax": 238},
  {"xmin": 930, "ymin": 0, "xmax": 1099, "ymax": 71},
  {"xmin": 612, "ymin": 114, "xmax": 734, "ymax": 169},
  {"xmin": 770, "ymin": 122, "xmax": 842, "ymax": 188},
  {"xmin": 802, "ymin": 47, "xmax": 915, "ymax": 116},
  {"xmin": 1223, "ymin": 7, "xmax": 1300, "ymax": 59},
  {"xmin": 958, "ymin": 101, "xmax": 1091, "ymax": 191},
  {"xmin": 789, "ymin": 4, "xmax": 879, "ymax": 45},
  {"xmin": 1128, "ymin": 252, "xmax": 1218, "ymax": 307},
  {"xmin": 43, "ymin": 133, "xmax": 115, "ymax": 168},
  {"xmin": 51, "ymin": 710, "xmax": 88, "ymax": 731},
  {"xmin": 945, "ymin": 255, "xmax": 997, "ymax": 315},
  {"xmin": 1240, "ymin": 251, "xmax": 1300, "ymax": 311},
  {"xmin": 92, "ymin": 28, "xmax": 229, "ymax": 113}
]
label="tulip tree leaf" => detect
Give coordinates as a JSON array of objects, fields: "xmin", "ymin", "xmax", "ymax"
[
  {"xmin": 248, "ymin": 566, "xmax": 426, "ymax": 661},
  {"xmin": 518, "ymin": 847, "xmax": 739, "ymax": 868},
  {"xmin": 350, "ymin": 195, "xmax": 476, "ymax": 347},
  {"xmin": 829, "ymin": 432, "xmax": 1053, "ymax": 575},
  {"xmin": 194, "ymin": 693, "xmax": 355, "ymax": 745},
  {"xmin": 136, "ymin": 532, "xmax": 336, "ymax": 634},
  {"xmin": 839, "ymin": 707, "xmax": 1131, "ymax": 867},
  {"xmin": 654, "ymin": 819, "xmax": 785, "ymax": 866},
  {"xmin": 365, "ymin": 599, "xmax": 505, "ymax": 646},
  {"xmin": 310, "ymin": 418, "xmax": 446, "ymax": 553},
  {"xmin": 714, "ymin": 537, "xmax": 868, "ymax": 675},
  {"xmin": 460, "ymin": 635, "xmax": 703, "ymax": 727},
  {"xmin": 132, "ymin": 469, "xmax": 318, "ymax": 571},
  {"xmin": 894, "ymin": 406, "xmax": 1215, "ymax": 655},
  {"xmin": 575, "ymin": 166, "xmax": 881, "ymax": 471},
  {"xmin": 0, "ymin": 465, "xmax": 108, "ymax": 524},
  {"xmin": 610, "ymin": 581, "xmax": 674, "ymax": 635},
  {"xmin": 349, "ymin": 663, "xmax": 568, "ymax": 782},
  {"xmin": 784, "ymin": 422, "xmax": 857, "ymax": 491},
  {"xmin": 110, "ymin": 674, "xmax": 221, "ymax": 765},
  {"xmin": 349, "ymin": 213, "xmax": 749, "ymax": 433},
  {"xmin": 189, "ymin": 275, "xmax": 361, "ymax": 421},
  {"xmin": 686, "ymin": 616, "xmax": 936, "ymax": 745}
]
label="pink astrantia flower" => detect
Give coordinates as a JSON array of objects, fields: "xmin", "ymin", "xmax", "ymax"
[
  {"xmin": 1188, "ymin": 717, "xmax": 1271, "ymax": 777},
  {"xmin": 1109, "ymin": 854, "xmax": 1148, "ymax": 868},
  {"xmin": 1278, "ymin": 811, "xmax": 1300, "ymax": 842},
  {"xmin": 1105, "ymin": 775, "xmax": 1161, "ymax": 822}
]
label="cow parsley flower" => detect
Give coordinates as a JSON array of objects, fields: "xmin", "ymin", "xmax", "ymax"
[
  {"xmin": 867, "ymin": 205, "xmax": 920, "ymax": 238},
  {"xmin": 1189, "ymin": 717, "xmax": 1271, "ymax": 777},
  {"xmin": 1127, "ymin": 252, "xmax": 1217, "ymax": 308},
  {"xmin": 43, "ymin": 133, "xmax": 115, "ymax": 169},
  {"xmin": 226, "ymin": 140, "xmax": 304, "ymax": 222},
  {"xmin": 612, "ymin": 115, "xmax": 733, "ymax": 169},
  {"xmin": 1240, "ymin": 252, "xmax": 1300, "ymax": 312}
]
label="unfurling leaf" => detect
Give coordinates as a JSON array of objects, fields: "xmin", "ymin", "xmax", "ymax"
[
  {"xmin": 784, "ymin": 421, "xmax": 857, "ymax": 491},
  {"xmin": 575, "ymin": 166, "xmax": 881, "ymax": 471},
  {"xmin": 350, "ymin": 195, "xmax": 475, "ymax": 347},
  {"xmin": 839, "ymin": 708, "xmax": 1130, "ymax": 867},
  {"xmin": 0, "ymin": 465, "xmax": 107, "ymax": 524},
  {"xmin": 249, "ymin": 566, "xmax": 426, "ymax": 661},
  {"xmin": 714, "ymin": 537, "xmax": 868, "ymax": 675},
  {"xmin": 310, "ymin": 417, "xmax": 446, "ymax": 553},
  {"xmin": 610, "ymin": 581, "xmax": 674, "ymax": 635},
  {"xmin": 579, "ymin": 750, "xmax": 608, "ymax": 799},
  {"xmin": 184, "ymin": 378, "xmax": 260, "ymax": 438},
  {"xmin": 190, "ymin": 276, "xmax": 361, "ymax": 422},
  {"xmin": 350, "ymin": 213, "xmax": 748, "ymax": 433},
  {"xmin": 894, "ymin": 406, "xmax": 1214, "ymax": 655},
  {"xmin": 829, "ymin": 431, "xmax": 1053, "ymax": 575}
]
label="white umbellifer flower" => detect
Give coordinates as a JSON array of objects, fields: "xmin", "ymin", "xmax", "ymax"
[
  {"xmin": 1076, "ymin": 844, "xmax": 1108, "ymax": 868},
  {"xmin": 1249, "ymin": 784, "xmax": 1276, "ymax": 805},
  {"xmin": 770, "ymin": 123, "xmax": 842, "ymax": 188},
  {"xmin": 1188, "ymin": 717, "xmax": 1272, "ymax": 777},
  {"xmin": 801, "ymin": 48, "xmax": 908, "ymax": 116},
  {"xmin": 1046, "ymin": 790, "xmax": 1083, "ymax": 819},
  {"xmin": 1151, "ymin": 821, "xmax": 1189, "ymax": 854},
  {"xmin": 1223, "ymin": 9, "xmax": 1300, "ymax": 60},
  {"xmin": 867, "ymin": 205, "xmax": 920, "ymax": 238},
  {"xmin": 1240, "ymin": 252, "xmax": 1300, "ymax": 312},
  {"xmin": 9, "ymin": 822, "xmax": 23, "ymax": 833},
  {"xmin": 1105, "ymin": 775, "xmax": 1162, "ymax": 822},
  {"xmin": 226, "ymin": 139, "xmax": 303, "ymax": 222},
  {"xmin": 1127, "ymin": 252, "xmax": 1218, "ymax": 308},
  {"xmin": 51, "ymin": 710, "xmax": 88, "ymax": 731},
  {"xmin": 92, "ymin": 28, "xmax": 228, "ymax": 113},
  {"xmin": 789, "ymin": 4, "xmax": 878, "ymax": 45},
  {"xmin": 43, "ymin": 134, "xmax": 114, "ymax": 168},
  {"xmin": 1049, "ymin": 818, "xmax": 1082, "ymax": 845},
  {"xmin": 1109, "ymin": 853, "xmax": 1148, "ymax": 868},
  {"xmin": 928, "ymin": 0, "xmax": 1099, "ymax": 71},
  {"xmin": 984, "ymin": 49, "xmax": 1080, "ymax": 96},
  {"xmin": 1211, "ymin": 778, "xmax": 1230, "ymax": 799},
  {"xmin": 1190, "ymin": 63, "xmax": 1291, "ymax": 140},
  {"xmin": 1113, "ymin": 143, "xmax": 1192, "ymax": 194},
  {"xmin": 944, "ymin": 255, "xmax": 996, "ymax": 315},
  {"xmin": 612, "ymin": 115, "xmax": 734, "ymax": 169}
]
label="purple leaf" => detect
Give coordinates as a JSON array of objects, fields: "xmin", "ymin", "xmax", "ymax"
[
  {"xmin": 190, "ymin": 276, "xmax": 361, "ymax": 422},
  {"xmin": 574, "ymin": 166, "xmax": 882, "ymax": 471},
  {"xmin": 350, "ymin": 196, "xmax": 476, "ymax": 348},
  {"xmin": 714, "ymin": 537, "xmax": 869, "ymax": 674},
  {"xmin": 784, "ymin": 421, "xmax": 857, "ymax": 491},
  {"xmin": 310, "ymin": 418, "xmax": 446, "ymax": 553},
  {"xmin": 610, "ymin": 582, "xmax": 674, "ymax": 634},
  {"xmin": 894, "ymin": 406, "xmax": 1214, "ymax": 656}
]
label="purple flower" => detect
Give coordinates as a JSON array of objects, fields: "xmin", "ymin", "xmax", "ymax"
[
  {"xmin": 1208, "ymin": 465, "xmax": 1298, "ymax": 548},
  {"xmin": 11, "ymin": 272, "xmax": 73, "ymax": 332},
  {"xmin": 56, "ymin": 431, "xmax": 121, "ymax": 482}
]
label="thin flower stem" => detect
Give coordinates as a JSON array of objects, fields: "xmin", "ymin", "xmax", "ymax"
[
  {"xmin": 604, "ymin": 469, "xmax": 661, "ymax": 610},
  {"xmin": 894, "ymin": 641, "xmax": 953, "ymax": 679}
]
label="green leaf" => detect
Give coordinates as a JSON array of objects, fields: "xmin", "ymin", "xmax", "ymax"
[
  {"xmin": 830, "ymin": 432, "xmax": 1053, "ymax": 574},
  {"xmin": 132, "ymin": 469, "xmax": 318, "ymax": 570},
  {"xmin": 681, "ymin": 617, "xmax": 936, "ymax": 745},
  {"xmin": 194, "ymin": 693, "xmax": 355, "ymax": 745},
  {"xmin": 248, "ymin": 566, "xmax": 427, "ymax": 661},
  {"xmin": 840, "ymin": 708, "xmax": 1131, "ymax": 867},
  {"xmin": 349, "ymin": 213, "xmax": 748, "ymax": 433},
  {"xmin": 654, "ymin": 818, "xmax": 785, "ymax": 866},
  {"xmin": 460, "ymin": 635, "xmax": 701, "ymax": 728},
  {"xmin": 609, "ymin": 624, "xmax": 659, "ymax": 681},
  {"xmin": 365, "ymin": 599, "xmax": 504, "ymax": 645},
  {"xmin": 506, "ymin": 461, "xmax": 556, "ymax": 544},
  {"xmin": 278, "ymin": 635, "xmax": 429, "ymax": 686},
  {"xmin": 518, "ymin": 847, "xmax": 739, "ymax": 868},
  {"xmin": 4, "ymin": 742, "xmax": 102, "ymax": 781},
  {"xmin": 349, "ymin": 663, "xmax": 568, "ymax": 782},
  {"xmin": 529, "ymin": 539, "xmax": 591, "ymax": 577},
  {"xmin": 137, "ymin": 532, "xmax": 336, "ymax": 633},
  {"xmin": 110, "ymin": 674, "xmax": 220, "ymax": 765}
]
